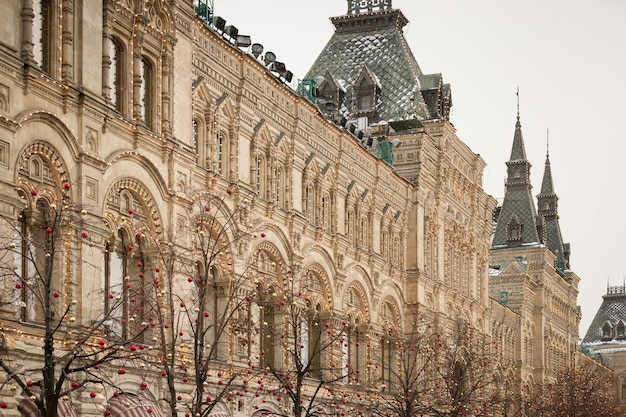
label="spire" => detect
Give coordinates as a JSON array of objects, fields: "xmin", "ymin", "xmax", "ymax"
[
  {"xmin": 510, "ymin": 88, "xmax": 526, "ymax": 161},
  {"xmin": 492, "ymin": 99, "xmax": 540, "ymax": 249},
  {"xmin": 539, "ymin": 130, "xmax": 555, "ymax": 196},
  {"xmin": 536, "ymin": 130, "xmax": 569, "ymax": 271}
]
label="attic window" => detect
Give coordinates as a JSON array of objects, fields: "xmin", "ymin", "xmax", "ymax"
[
  {"xmin": 602, "ymin": 321, "xmax": 613, "ymax": 341},
  {"xmin": 617, "ymin": 321, "xmax": 626, "ymax": 340},
  {"xmin": 354, "ymin": 77, "xmax": 377, "ymax": 114},
  {"xmin": 507, "ymin": 218, "xmax": 522, "ymax": 245}
]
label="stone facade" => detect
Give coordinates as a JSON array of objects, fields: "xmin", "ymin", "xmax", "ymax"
[{"xmin": 0, "ymin": 0, "xmax": 588, "ymax": 416}]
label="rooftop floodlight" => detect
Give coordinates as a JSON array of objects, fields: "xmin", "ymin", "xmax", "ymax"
[
  {"xmin": 349, "ymin": 124, "xmax": 356, "ymax": 134},
  {"xmin": 236, "ymin": 35, "xmax": 252, "ymax": 48},
  {"xmin": 251, "ymin": 43, "xmax": 264, "ymax": 58},
  {"xmin": 283, "ymin": 70, "xmax": 293, "ymax": 83},
  {"xmin": 325, "ymin": 102, "xmax": 336, "ymax": 113},
  {"xmin": 213, "ymin": 16, "xmax": 226, "ymax": 31},
  {"xmin": 357, "ymin": 131, "xmax": 364, "ymax": 139},
  {"xmin": 264, "ymin": 51, "xmax": 276, "ymax": 66},
  {"xmin": 223, "ymin": 25, "xmax": 239, "ymax": 39},
  {"xmin": 270, "ymin": 61, "xmax": 286, "ymax": 73}
]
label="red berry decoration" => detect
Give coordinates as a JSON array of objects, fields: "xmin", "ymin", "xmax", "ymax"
[
  {"xmin": 53, "ymin": 291, "xmax": 59, "ymax": 298},
  {"xmin": 71, "ymin": 381, "xmax": 79, "ymax": 388},
  {"xmin": 187, "ymin": 277, "xmax": 193, "ymax": 282},
  {"xmin": 127, "ymin": 208, "xmax": 134, "ymax": 215},
  {"xmin": 136, "ymin": 232, "xmax": 142, "ymax": 238},
  {"xmin": 260, "ymin": 232, "xmax": 266, "ymax": 238},
  {"xmin": 90, "ymin": 392, "xmax": 96, "ymax": 398},
  {"xmin": 226, "ymin": 189, "xmax": 232, "ymax": 194},
  {"xmin": 155, "ymin": 267, "xmax": 160, "ymax": 273},
  {"xmin": 30, "ymin": 189, "xmax": 38, "ymax": 196},
  {"xmin": 140, "ymin": 381, "xmax": 147, "ymax": 390},
  {"xmin": 16, "ymin": 283, "xmax": 22, "ymax": 289},
  {"xmin": 63, "ymin": 182, "xmax": 71, "ymax": 190},
  {"xmin": 27, "ymin": 380, "xmax": 33, "ymax": 387},
  {"xmin": 117, "ymin": 369, "xmax": 126, "ymax": 374},
  {"xmin": 45, "ymin": 227, "xmax": 52, "ymax": 234},
  {"xmin": 1, "ymin": 402, "xmax": 8, "ymax": 408},
  {"xmin": 82, "ymin": 231, "xmax": 88, "ymax": 238}
]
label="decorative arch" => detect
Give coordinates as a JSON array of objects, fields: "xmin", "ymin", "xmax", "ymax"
[
  {"xmin": 15, "ymin": 141, "xmax": 71, "ymax": 188},
  {"xmin": 104, "ymin": 178, "xmax": 163, "ymax": 235},
  {"xmin": 302, "ymin": 262, "xmax": 333, "ymax": 310},
  {"xmin": 379, "ymin": 295, "xmax": 402, "ymax": 331},
  {"xmin": 15, "ymin": 110, "xmax": 80, "ymax": 161},
  {"xmin": 106, "ymin": 151, "xmax": 169, "ymax": 201},
  {"xmin": 250, "ymin": 241, "xmax": 289, "ymax": 291},
  {"xmin": 342, "ymin": 279, "xmax": 371, "ymax": 323}
]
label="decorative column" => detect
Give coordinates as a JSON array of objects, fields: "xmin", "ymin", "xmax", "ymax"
[
  {"xmin": 61, "ymin": 0, "xmax": 74, "ymax": 82},
  {"xmin": 160, "ymin": 35, "xmax": 174, "ymax": 137},
  {"xmin": 20, "ymin": 0, "xmax": 35, "ymax": 64}
]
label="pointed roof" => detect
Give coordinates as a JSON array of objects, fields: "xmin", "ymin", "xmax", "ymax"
[
  {"xmin": 510, "ymin": 117, "xmax": 527, "ymax": 161},
  {"xmin": 492, "ymin": 116, "xmax": 540, "ymax": 248},
  {"xmin": 305, "ymin": 1, "xmax": 431, "ymax": 122},
  {"xmin": 582, "ymin": 285, "xmax": 626, "ymax": 344},
  {"xmin": 537, "ymin": 147, "xmax": 568, "ymax": 270},
  {"xmin": 539, "ymin": 143, "xmax": 555, "ymax": 196}
]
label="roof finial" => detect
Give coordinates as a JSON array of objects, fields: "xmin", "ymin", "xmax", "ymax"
[
  {"xmin": 516, "ymin": 87, "xmax": 520, "ymax": 122},
  {"xmin": 546, "ymin": 128, "xmax": 550, "ymax": 158}
]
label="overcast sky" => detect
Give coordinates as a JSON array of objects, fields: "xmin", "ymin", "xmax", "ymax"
[{"xmin": 213, "ymin": 0, "xmax": 626, "ymax": 337}]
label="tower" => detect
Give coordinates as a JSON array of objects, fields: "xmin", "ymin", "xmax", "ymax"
[
  {"xmin": 306, "ymin": 0, "xmax": 451, "ymax": 126},
  {"xmin": 490, "ymin": 110, "xmax": 580, "ymax": 384}
]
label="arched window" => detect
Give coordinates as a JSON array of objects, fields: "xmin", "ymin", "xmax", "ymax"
[
  {"xmin": 304, "ymin": 182, "xmax": 315, "ymax": 222},
  {"xmin": 104, "ymin": 228, "xmax": 144, "ymax": 339},
  {"xmin": 359, "ymin": 215, "xmax": 368, "ymax": 250},
  {"xmin": 380, "ymin": 302, "xmax": 396, "ymax": 391},
  {"xmin": 32, "ymin": 0, "xmax": 52, "ymax": 72},
  {"xmin": 306, "ymin": 303, "xmax": 322, "ymax": 378},
  {"xmin": 214, "ymin": 131, "xmax": 228, "ymax": 176},
  {"xmin": 274, "ymin": 166, "xmax": 285, "ymax": 208},
  {"xmin": 253, "ymin": 153, "xmax": 267, "ymax": 198},
  {"xmin": 193, "ymin": 262, "xmax": 219, "ymax": 359},
  {"xmin": 108, "ymin": 37, "xmax": 124, "ymax": 112},
  {"xmin": 139, "ymin": 56, "xmax": 154, "ymax": 128},
  {"xmin": 346, "ymin": 207, "xmax": 355, "ymax": 245}
]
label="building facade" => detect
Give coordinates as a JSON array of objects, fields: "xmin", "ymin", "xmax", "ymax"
[
  {"xmin": 582, "ymin": 285, "xmax": 626, "ymax": 411},
  {"xmin": 489, "ymin": 114, "xmax": 581, "ymax": 387},
  {"xmin": 0, "ymin": 0, "xmax": 589, "ymax": 416}
]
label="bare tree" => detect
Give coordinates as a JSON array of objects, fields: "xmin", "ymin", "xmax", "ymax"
[
  {"xmin": 0, "ymin": 183, "xmax": 145, "ymax": 417},
  {"xmin": 527, "ymin": 357, "xmax": 618, "ymax": 417},
  {"xmin": 118, "ymin": 187, "xmax": 258, "ymax": 417},
  {"xmin": 364, "ymin": 312, "xmax": 503, "ymax": 417},
  {"xmin": 249, "ymin": 268, "xmax": 352, "ymax": 417}
]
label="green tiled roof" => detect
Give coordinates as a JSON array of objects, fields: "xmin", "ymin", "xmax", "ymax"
[
  {"xmin": 492, "ymin": 118, "xmax": 540, "ymax": 247},
  {"xmin": 582, "ymin": 288, "xmax": 626, "ymax": 344},
  {"xmin": 305, "ymin": 9, "xmax": 430, "ymax": 122}
]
